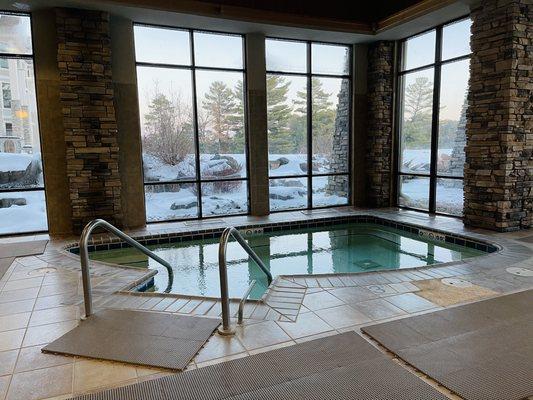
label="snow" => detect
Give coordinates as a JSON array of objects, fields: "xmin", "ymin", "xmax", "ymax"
[
  {"xmin": 401, "ymin": 148, "xmax": 451, "ymax": 172},
  {"xmin": 0, "ymin": 152, "xmax": 33, "ymax": 173},
  {"xmin": 0, "ymin": 190, "xmax": 48, "ymax": 234}
]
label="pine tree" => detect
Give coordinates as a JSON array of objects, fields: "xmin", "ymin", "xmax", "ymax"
[
  {"xmin": 201, "ymin": 81, "xmax": 240, "ymax": 154},
  {"xmin": 266, "ymin": 75, "xmax": 294, "ymax": 153},
  {"xmin": 402, "ymin": 76, "xmax": 434, "ymax": 147},
  {"xmin": 294, "ymin": 77, "xmax": 335, "ymax": 156}
]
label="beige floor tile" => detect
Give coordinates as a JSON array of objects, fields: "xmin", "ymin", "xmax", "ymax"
[
  {"xmin": 7, "ymin": 364, "xmax": 73, "ymax": 400},
  {"xmin": 0, "ymin": 299, "xmax": 35, "ymax": 317},
  {"xmin": 235, "ymin": 320, "xmax": 291, "ymax": 351},
  {"xmin": 351, "ymin": 298, "xmax": 406, "ymax": 320},
  {"xmin": 2, "ymin": 276, "xmax": 43, "ymax": 291},
  {"xmin": 0, "ymin": 287, "xmax": 40, "ymax": 304},
  {"xmin": 15, "ymin": 345, "xmax": 73, "ymax": 373},
  {"xmin": 73, "ymin": 359, "xmax": 137, "ymax": 394},
  {"xmin": 314, "ymin": 305, "xmax": 371, "ymax": 329},
  {"xmin": 0, "ymin": 349, "xmax": 18, "ymax": 376},
  {"xmin": 196, "ymin": 352, "xmax": 248, "ymax": 368},
  {"xmin": 135, "ymin": 365, "xmax": 168, "ymax": 378},
  {"xmin": 0, "ymin": 329, "xmax": 25, "ymax": 352},
  {"xmin": 276, "ymin": 311, "xmax": 334, "ymax": 339},
  {"xmin": 23, "ymin": 320, "xmax": 78, "ymax": 347},
  {"xmin": 247, "ymin": 340, "xmax": 295, "ymax": 355},
  {"xmin": 29, "ymin": 306, "xmax": 78, "ymax": 327},
  {"xmin": 0, "ymin": 375, "xmax": 9, "ymax": 400},
  {"xmin": 385, "ymin": 293, "xmax": 437, "ymax": 313},
  {"xmin": 0, "ymin": 312, "xmax": 31, "ymax": 332},
  {"xmin": 302, "ymin": 290, "xmax": 344, "ymax": 311},
  {"xmin": 194, "ymin": 333, "xmax": 246, "ymax": 363},
  {"xmin": 294, "ymin": 330, "xmax": 339, "ymax": 343}
]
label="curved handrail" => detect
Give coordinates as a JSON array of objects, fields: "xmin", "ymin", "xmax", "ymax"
[
  {"xmin": 218, "ymin": 227, "xmax": 272, "ymax": 335},
  {"xmin": 79, "ymin": 219, "xmax": 174, "ymax": 318}
]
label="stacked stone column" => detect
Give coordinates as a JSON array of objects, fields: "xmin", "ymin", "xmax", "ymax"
[
  {"xmin": 365, "ymin": 41, "xmax": 394, "ymax": 207},
  {"xmin": 464, "ymin": 0, "xmax": 532, "ymax": 231},
  {"xmin": 56, "ymin": 9, "xmax": 123, "ymax": 232}
]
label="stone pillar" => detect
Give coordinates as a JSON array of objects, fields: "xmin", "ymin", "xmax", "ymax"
[
  {"xmin": 110, "ymin": 16, "xmax": 146, "ymax": 229},
  {"xmin": 351, "ymin": 44, "xmax": 368, "ymax": 206},
  {"xmin": 464, "ymin": 0, "xmax": 532, "ymax": 231},
  {"xmin": 448, "ymin": 96, "xmax": 467, "ymax": 180},
  {"xmin": 245, "ymin": 33, "xmax": 269, "ymax": 215},
  {"xmin": 325, "ymin": 77, "xmax": 349, "ymax": 197},
  {"xmin": 56, "ymin": 8, "xmax": 123, "ymax": 233},
  {"xmin": 32, "ymin": 9, "xmax": 72, "ymax": 235},
  {"xmin": 365, "ymin": 41, "xmax": 394, "ymax": 207}
]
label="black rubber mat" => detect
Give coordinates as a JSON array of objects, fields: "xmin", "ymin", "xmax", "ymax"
[
  {"xmin": 0, "ymin": 240, "xmax": 48, "ymax": 258},
  {"xmin": 42, "ymin": 309, "xmax": 220, "ymax": 370},
  {"xmin": 362, "ymin": 290, "xmax": 533, "ymax": 400},
  {"xmin": 0, "ymin": 257, "xmax": 14, "ymax": 281},
  {"xmin": 69, "ymin": 331, "xmax": 447, "ymax": 400}
]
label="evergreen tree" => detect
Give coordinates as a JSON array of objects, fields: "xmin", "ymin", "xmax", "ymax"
[
  {"xmin": 201, "ymin": 81, "xmax": 240, "ymax": 153},
  {"xmin": 143, "ymin": 91, "xmax": 193, "ymax": 165},
  {"xmin": 294, "ymin": 77, "xmax": 335, "ymax": 156},
  {"xmin": 266, "ymin": 75, "xmax": 293, "ymax": 153},
  {"xmin": 232, "ymin": 80, "xmax": 246, "ymax": 153},
  {"xmin": 402, "ymin": 77, "xmax": 433, "ymax": 148}
]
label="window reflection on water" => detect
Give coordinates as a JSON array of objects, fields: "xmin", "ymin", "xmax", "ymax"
[{"xmin": 91, "ymin": 224, "xmax": 482, "ymax": 300}]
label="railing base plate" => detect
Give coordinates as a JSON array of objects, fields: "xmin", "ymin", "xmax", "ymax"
[{"xmin": 217, "ymin": 326, "xmax": 236, "ymax": 336}]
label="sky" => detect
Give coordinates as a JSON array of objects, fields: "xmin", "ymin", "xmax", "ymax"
[
  {"xmin": 403, "ymin": 18, "xmax": 471, "ymax": 120},
  {"xmin": 135, "ymin": 20, "xmax": 470, "ymax": 127}
]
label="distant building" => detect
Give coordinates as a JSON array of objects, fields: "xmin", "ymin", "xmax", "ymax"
[{"xmin": 0, "ymin": 13, "xmax": 38, "ymax": 155}]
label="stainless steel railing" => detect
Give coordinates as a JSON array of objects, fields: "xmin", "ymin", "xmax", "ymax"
[
  {"xmin": 79, "ymin": 219, "xmax": 174, "ymax": 318},
  {"xmin": 218, "ymin": 227, "xmax": 272, "ymax": 335}
]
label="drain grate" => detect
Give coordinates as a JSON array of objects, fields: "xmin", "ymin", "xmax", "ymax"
[{"xmin": 506, "ymin": 267, "xmax": 533, "ymax": 277}]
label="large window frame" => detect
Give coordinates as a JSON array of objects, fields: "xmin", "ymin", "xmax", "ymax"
[
  {"xmin": 266, "ymin": 38, "xmax": 352, "ymax": 212},
  {"xmin": 394, "ymin": 16, "xmax": 471, "ymax": 216},
  {"xmin": 134, "ymin": 24, "xmax": 250, "ymax": 223},
  {"xmin": 0, "ymin": 11, "xmax": 48, "ymax": 235}
]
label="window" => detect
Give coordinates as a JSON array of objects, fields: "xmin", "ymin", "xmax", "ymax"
[
  {"xmin": 0, "ymin": 13, "xmax": 47, "ymax": 235},
  {"xmin": 266, "ymin": 39, "xmax": 351, "ymax": 211},
  {"xmin": 2, "ymin": 83, "xmax": 11, "ymax": 108},
  {"xmin": 396, "ymin": 17, "xmax": 471, "ymax": 216},
  {"xmin": 134, "ymin": 25, "xmax": 248, "ymax": 222}
]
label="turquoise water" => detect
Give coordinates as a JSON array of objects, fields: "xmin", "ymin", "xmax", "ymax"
[{"xmin": 90, "ymin": 223, "xmax": 483, "ymax": 299}]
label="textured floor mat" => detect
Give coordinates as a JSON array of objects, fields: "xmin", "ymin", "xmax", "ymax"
[
  {"xmin": 69, "ymin": 331, "xmax": 447, "ymax": 400},
  {"xmin": 0, "ymin": 240, "xmax": 48, "ymax": 258},
  {"xmin": 42, "ymin": 309, "xmax": 220, "ymax": 370},
  {"xmin": 362, "ymin": 290, "xmax": 533, "ymax": 400}
]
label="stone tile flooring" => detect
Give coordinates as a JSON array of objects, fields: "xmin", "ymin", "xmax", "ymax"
[{"xmin": 0, "ymin": 207, "xmax": 531, "ymax": 399}]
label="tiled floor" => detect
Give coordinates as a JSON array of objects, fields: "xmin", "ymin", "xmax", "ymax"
[{"xmin": 0, "ymin": 207, "xmax": 531, "ymax": 399}]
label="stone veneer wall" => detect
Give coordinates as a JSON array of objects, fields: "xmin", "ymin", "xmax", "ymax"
[
  {"xmin": 56, "ymin": 9, "xmax": 123, "ymax": 232},
  {"xmin": 365, "ymin": 41, "xmax": 394, "ymax": 207},
  {"xmin": 326, "ymin": 78, "xmax": 350, "ymax": 197},
  {"xmin": 464, "ymin": 0, "xmax": 532, "ymax": 231}
]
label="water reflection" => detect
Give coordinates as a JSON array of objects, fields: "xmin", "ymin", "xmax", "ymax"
[{"xmin": 90, "ymin": 224, "xmax": 482, "ymax": 299}]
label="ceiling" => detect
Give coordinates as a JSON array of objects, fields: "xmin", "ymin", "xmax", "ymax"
[{"xmin": 194, "ymin": 0, "xmax": 424, "ymax": 24}]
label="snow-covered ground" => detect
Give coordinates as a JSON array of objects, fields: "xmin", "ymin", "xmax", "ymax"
[
  {"xmin": 400, "ymin": 177, "xmax": 463, "ymax": 215},
  {"xmin": 0, "ymin": 153, "xmax": 33, "ymax": 173},
  {"xmin": 0, "ymin": 190, "xmax": 48, "ymax": 234}
]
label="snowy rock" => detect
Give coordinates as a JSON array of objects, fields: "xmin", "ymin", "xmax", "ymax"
[
  {"xmin": 170, "ymin": 201, "xmax": 197, "ymax": 210},
  {"xmin": 0, "ymin": 197, "xmax": 27, "ymax": 208}
]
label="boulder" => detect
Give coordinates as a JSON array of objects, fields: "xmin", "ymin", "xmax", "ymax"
[{"xmin": 0, "ymin": 197, "xmax": 27, "ymax": 208}]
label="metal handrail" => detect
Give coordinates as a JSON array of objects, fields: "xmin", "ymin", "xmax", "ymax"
[
  {"xmin": 79, "ymin": 219, "xmax": 174, "ymax": 318},
  {"xmin": 238, "ymin": 279, "xmax": 256, "ymax": 325},
  {"xmin": 218, "ymin": 227, "xmax": 272, "ymax": 335}
]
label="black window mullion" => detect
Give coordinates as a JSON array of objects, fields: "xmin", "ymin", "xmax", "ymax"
[
  {"xmin": 429, "ymin": 27, "xmax": 443, "ymax": 213},
  {"xmin": 189, "ymin": 30, "xmax": 203, "ymax": 219},
  {"xmin": 306, "ymin": 42, "xmax": 313, "ymax": 209}
]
